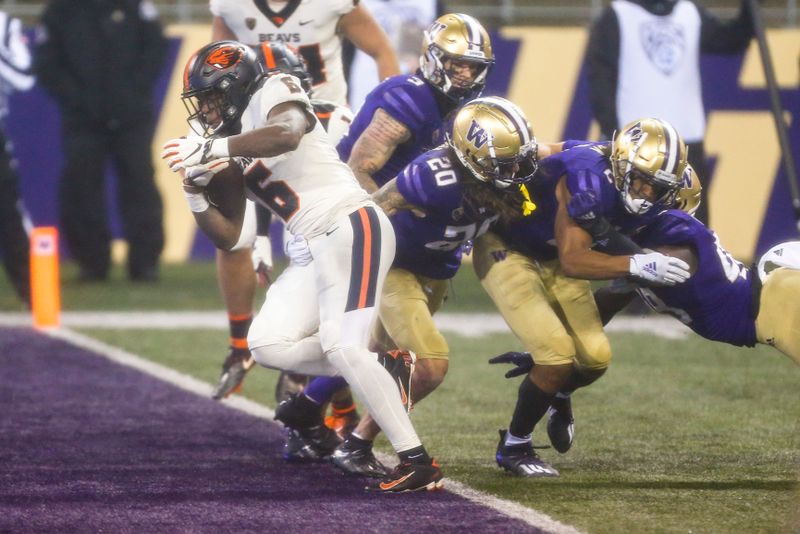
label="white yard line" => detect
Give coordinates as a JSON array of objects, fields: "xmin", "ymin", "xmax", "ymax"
[
  {"xmin": 0, "ymin": 311, "xmax": 691, "ymax": 339},
  {"xmin": 40, "ymin": 326, "xmax": 582, "ymax": 534}
]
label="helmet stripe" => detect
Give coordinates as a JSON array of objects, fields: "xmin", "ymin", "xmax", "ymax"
[
  {"xmin": 480, "ymin": 96, "xmax": 531, "ymax": 146},
  {"xmin": 661, "ymin": 120, "xmax": 679, "ymax": 174},
  {"xmin": 460, "ymin": 13, "xmax": 483, "ymax": 52},
  {"xmin": 183, "ymin": 51, "xmax": 198, "ymax": 91},
  {"xmin": 261, "ymin": 42, "xmax": 277, "ymax": 70}
]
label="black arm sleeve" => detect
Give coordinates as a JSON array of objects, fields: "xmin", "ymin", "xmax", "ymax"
[
  {"xmin": 586, "ymin": 8, "xmax": 621, "ymax": 140},
  {"xmin": 593, "ymin": 286, "xmax": 638, "ymax": 325},
  {"xmin": 255, "ymin": 203, "xmax": 273, "ymax": 237},
  {"xmin": 698, "ymin": 0, "xmax": 755, "ymax": 53},
  {"xmin": 580, "ymin": 217, "xmax": 645, "ymax": 255}
]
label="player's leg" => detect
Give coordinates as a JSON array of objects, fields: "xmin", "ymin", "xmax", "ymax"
[
  {"xmin": 0, "ymin": 132, "xmax": 30, "ymax": 305},
  {"xmin": 334, "ymin": 270, "xmax": 449, "ymax": 476},
  {"xmin": 313, "ymin": 205, "xmax": 443, "ymax": 492},
  {"xmin": 249, "ymin": 261, "xmax": 343, "ymax": 462},
  {"xmin": 756, "ymin": 268, "xmax": 800, "ymax": 365},
  {"xmin": 248, "ymin": 262, "xmax": 331, "ymax": 375},
  {"xmin": 546, "ymin": 262, "xmax": 612, "ymax": 453},
  {"xmin": 473, "ymin": 232, "xmax": 567, "ymax": 477},
  {"xmin": 210, "ymin": 201, "xmax": 259, "ymax": 399}
]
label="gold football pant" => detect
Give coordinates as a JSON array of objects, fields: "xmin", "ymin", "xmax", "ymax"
[
  {"xmin": 756, "ymin": 267, "xmax": 800, "ymax": 365},
  {"xmin": 371, "ymin": 268, "xmax": 450, "ymax": 360},
  {"xmin": 473, "ymin": 232, "xmax": 611, "ymax": 370}
]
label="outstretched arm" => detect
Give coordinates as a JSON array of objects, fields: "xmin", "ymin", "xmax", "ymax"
[
  {"xmin": 339, "ymin": 4, "xmax": 400, "ymax": 82},
  {"xmin": 372, "ymin": 177, "xmax": 424, "ymax": 217}
]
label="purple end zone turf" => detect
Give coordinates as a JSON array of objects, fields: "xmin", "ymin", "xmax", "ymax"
[{"xmin": 0, "ymin": 327, "xmax": 545, "ymax": 533}]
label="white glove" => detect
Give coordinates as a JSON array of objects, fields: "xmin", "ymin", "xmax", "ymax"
[
  {"xmin": 629, "ymin": 252, "xmax": 691, "ymax": 286},
  {"xmin": 184, "ymin": 158, "xmax": 231, "ymax": 187},
  {"xmin": 252, "ymin": 235, "xmax": 273, "ymax": 287},
  {"xmin": 161, "ymin": 137, "xmax": 230, "ymax": 172},
  {"xmin": 285, "ymin": 234, "xmax": 313, "ymax": 266}
]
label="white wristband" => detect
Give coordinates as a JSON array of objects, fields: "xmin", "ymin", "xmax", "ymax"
[
  {"xmin": 184, "ymin": 189, "xmax": 210, "ymax": 213},
  {"xmin": 210, "ymin": 137, "xmax": 230, "ymax": 159}
]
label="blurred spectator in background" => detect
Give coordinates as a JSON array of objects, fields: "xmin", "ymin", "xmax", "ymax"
[
  {"xmin": 346, "ymin": 0, "xmax": 444, "ymax": 110},
  {"xmin": 587, "ymin": 0, "xmax": 756, "ymax": 225},
  {"xmin": 0, "ymin": 11, "xmax": 34, "ymax": 306},
  {"xmin": 34, "ymin": 0, "xmax": 168, "ymax": 282}
]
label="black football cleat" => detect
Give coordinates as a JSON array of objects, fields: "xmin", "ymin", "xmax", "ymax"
[
  {"xmin": 282, "ymin": 425, "xmax": 342, "ymax": 463},
  {"xmin": 379, "ymin": 349, "xmax": 416, "ymax": 412},
  {"xmin": 547, "ymin": 396, "xmax": 575, "ymax": 454},
  {"xmin": 495, "ymin": 429, "xmax": 559, "ymax": 478},
  {"xmin": 212, "ymin": 348, "xmax": 256, "ymax": 400},
  {"xmin": 274, "ymin": 393, "xmax": 321, "ymax": 429},
  {"xmin": 369, "ymin": 458, "xmax": 444, "ymax": 493},
  {"xmin": 331, "ymin": 439, "xmax": 389, "ymax": 478}
]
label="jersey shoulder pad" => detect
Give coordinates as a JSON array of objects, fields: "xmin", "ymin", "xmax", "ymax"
[
  {"xmin": 373, "ymin": 75, "xmax": 437, "ymax": 130},
  {"xmin": 396, "ymin": 149, "xmax": 455, "ymax": 209},
  {"xmin": 250, "ymin": 74, "xmax": 312, "ymax": 117}
]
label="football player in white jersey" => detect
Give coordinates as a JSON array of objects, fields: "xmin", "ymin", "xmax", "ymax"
[
  {"xmin": 211, "ymin": 0, "xmax": 398, "ymax": 104},
  {"xmin": 162, "ymin": 41, "xmax": 443, "ymax": 493},
  {"xmin": 209, "ymin": 0, "xmax": 400, "ymax": 402}
]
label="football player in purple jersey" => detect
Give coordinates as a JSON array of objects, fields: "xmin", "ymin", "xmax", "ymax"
[
  {"xmin": 326, "ymin": 96, "xmax": 541, "ymax": 476},
  {"xmin": 337, "ymin": 12, "xmax": 494, "ymax": 193},
  {"xmin": 275, "ymin": 12, "xmax": 497, "ymax": 464},
  {"xmin": 492, "ymin": 174, "xmax": 800, "ymax": 450},
  {"xmin": 475, "ymin": 118, "xmax": 692, "ymax": 477}
]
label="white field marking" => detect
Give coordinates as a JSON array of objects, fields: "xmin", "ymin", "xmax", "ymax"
[
  {"xmin": 39, "ymin": 326, "xmax": 583, "ymax": 534},
  {"xmin": 0, "ymin": 311, "xmax": 691, "ymax": 339}
]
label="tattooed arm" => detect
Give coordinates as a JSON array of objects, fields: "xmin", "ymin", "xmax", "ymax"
[
  {"xmin": 347, "ymin": 108, "xmax": 411, "ymax": 193},
  {"xmin": 372, "ymin": 178, "xmax": 425, "ymax": 217}
]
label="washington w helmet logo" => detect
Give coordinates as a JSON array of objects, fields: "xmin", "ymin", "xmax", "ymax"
[
  {"xmin": 627, "ymin": 122, "xmax": 644, "ymax": 145},
  {"xmin": 467, "ymin": 119, "xmax": 489, "ymax": 149}
]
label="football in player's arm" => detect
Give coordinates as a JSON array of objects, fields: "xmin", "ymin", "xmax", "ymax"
[{"xmin": 163, "ymin": 41, "xmax": 444, "ymax": 494}]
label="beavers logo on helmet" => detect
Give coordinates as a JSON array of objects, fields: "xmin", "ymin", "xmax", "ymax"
[{"xmin": 206, "ymin": 46, "xmax": 242, "ymax": 70}]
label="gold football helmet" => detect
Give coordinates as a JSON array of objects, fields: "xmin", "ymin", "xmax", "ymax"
[
  {"xmin": 447, "ymin": 96, "xmax": 538, "ymax": 188},
  {"xmin": 675, "ymin": 164, "xmax": 702, "ymax": 216},
  {"xmin": 611, "ymin": 118, "xmax": 688, "ymax": 214},
  {"xmin": 420, "ymin": 13, "xmax": 494, "ymax": 101}
]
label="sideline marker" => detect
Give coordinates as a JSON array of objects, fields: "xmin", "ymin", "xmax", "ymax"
[{"xmin": 30, "ymin": 227, "xmax": 60, "ymax": 329}]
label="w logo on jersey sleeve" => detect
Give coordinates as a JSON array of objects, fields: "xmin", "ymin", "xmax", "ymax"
[{"xmin": 467, "ymin": 120, "xmax": 489, "ymax": 149}]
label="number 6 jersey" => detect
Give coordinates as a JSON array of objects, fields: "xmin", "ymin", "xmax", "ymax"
[{"xmin": 239, "ymin": 73, "xmax": 371, "ymax": 239}]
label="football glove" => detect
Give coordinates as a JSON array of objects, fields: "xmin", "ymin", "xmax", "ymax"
[
  {"xmin": 489, "ymin": 351, "xmax": 534, "ymax": 378},
  {"xmin": 629, "ymin": 252, "xmax": 691, "ymax": 286},
  {"xmin": 252, "ymin": 235, "xmax": 273, "ymax": 287},
  {"xmin": 161, "ymin": 137, "xmax": 230, "ymax": 172},
  {"xmin": 183, "ymin": 159, "xmax": 231, "ymax": 187},
  {"xmin": 285, "ymin": 234, "xmax": 313, "ymax": 266}
]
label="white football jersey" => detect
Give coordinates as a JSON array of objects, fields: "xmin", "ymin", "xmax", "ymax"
[
  {"xmin": 239, "ymin": 73, "xmax": 370, "ymax": 238},
  {"xmin": 210, "ymin": 0, "xmax": 354, "ymax": 104}
]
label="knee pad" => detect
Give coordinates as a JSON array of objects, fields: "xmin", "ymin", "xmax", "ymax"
[{"xmin": 575, "ymin": 334, "xmax": 612, "ymax": 371}]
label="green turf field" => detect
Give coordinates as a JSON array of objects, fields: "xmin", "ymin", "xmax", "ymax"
[{"xmin": 2, "ymin": 261, "xmax": 798, "ymax": 532}]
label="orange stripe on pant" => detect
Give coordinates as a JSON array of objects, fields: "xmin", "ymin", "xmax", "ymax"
[{"xmin": 357, "ymin": 208, "xmax": 373, "ymax": 309}]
